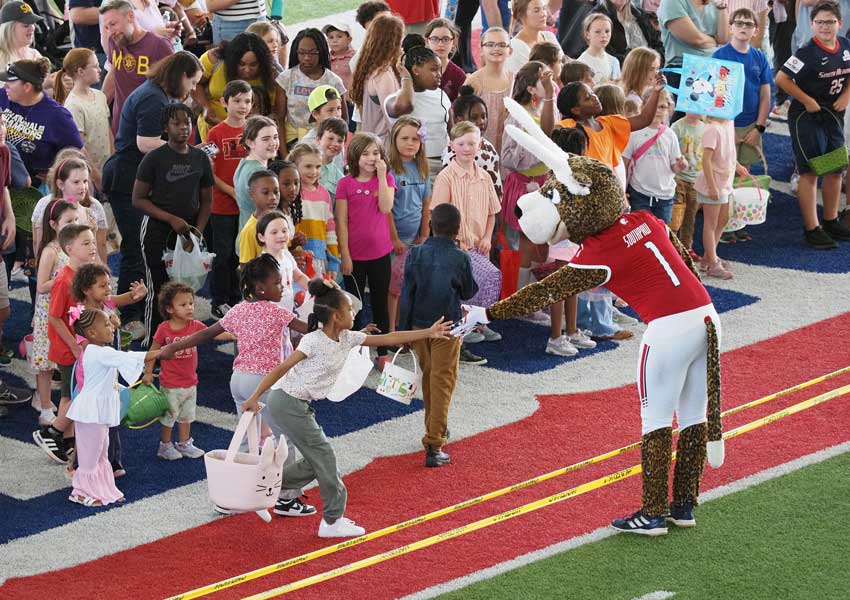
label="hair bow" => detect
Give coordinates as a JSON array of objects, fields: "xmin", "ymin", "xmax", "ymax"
[
  {"xmin": 68, "ymin": 304, "xmax": 85, "ymax": 326},
  {"xmin": 417, "ymin": 125, "xmax": 427, "ymax": 144}
]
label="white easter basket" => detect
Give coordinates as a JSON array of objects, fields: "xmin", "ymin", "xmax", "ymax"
[
  {"xmin": 724, "ymin": 181, "xmax": 769, "ymax": 232},
  {"xmin": 204, "ymin": 406, "xmax": 285, "ymax": 522},
  {"xmin": 376, "ymin": 348, "xmax": 422, "ymax": 405},
  {"xmin": 326, "ymin": 345, "xmax": 373, "ymax": 402}
]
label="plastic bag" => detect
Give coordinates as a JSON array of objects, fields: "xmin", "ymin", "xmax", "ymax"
[
  {"xmin": 662, "ymin": 54, "xmax": 745, "ymax": 120},
  {"xmin": 326, "ymin": 345, "xmax": 372, "ymax": 402},
  {"xmin": 164, "ymin": 232, "xmax": 215, "ymax": 291},
  {"xmin": 377, "ymin": 349, "xmax": 422, "ymax": 405}
]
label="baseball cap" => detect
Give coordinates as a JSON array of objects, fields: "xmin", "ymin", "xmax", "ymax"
[
  {"xmin": 321, "ymin": 22, "xmax": 352, "ymax": 36},
  {"xmin": 0, "ymin": 1, "xmax": 43, "ymax": 25},
  {"xmin": 307, "ymin": 85, "xmax": 340, "ymax": 114},
  {"xmin": 0, "ymin": 61, "xmax": 45, "ymax": 86}
]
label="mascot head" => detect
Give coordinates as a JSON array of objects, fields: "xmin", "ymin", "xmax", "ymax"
[{"xmin": 504, "ymin": 98, "xmax": 624, "ymax": 245}]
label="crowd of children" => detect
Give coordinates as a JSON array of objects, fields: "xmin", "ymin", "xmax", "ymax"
[{"xmin": 10, "ymin": 0, "xmax": 850, "ymax": 539}]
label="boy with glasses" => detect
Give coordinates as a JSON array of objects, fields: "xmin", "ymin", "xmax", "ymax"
[
  {"xmin": 776, "ymin": 0, "xmax": 850, "ymax": 249},
  {"xmin": 713, "ymin": 7, "xmax": 774, "ymax": 243}
]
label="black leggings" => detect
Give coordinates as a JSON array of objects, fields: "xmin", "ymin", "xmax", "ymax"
[
  {"xmin": 344, "ymin": 253, "xmax": 391, "ymax": 356},
  {"xmin": 451, "ymin": 0, "xmax": 481, "ymax": 73}
]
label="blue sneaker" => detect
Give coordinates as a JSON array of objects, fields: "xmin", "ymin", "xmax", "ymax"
[
  {"xmin": 611, "ymin": 511, "xmax": 668, "ymax": 536},
  {"xmin": 665, "ymin": 503, "xmax": 696, "ymax": 528}
]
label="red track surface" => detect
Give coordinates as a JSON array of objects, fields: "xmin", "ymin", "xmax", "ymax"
[{"xmin": 7, "ymin": 313, "xmax": 850, "ymax": 600}]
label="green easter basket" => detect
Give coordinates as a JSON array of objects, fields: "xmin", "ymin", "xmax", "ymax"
[
  {"xmin": 10, "ymin": 187, "xmax": 43, "ymax": 234},
  {"xmin": 120, "ymin": 383, "xmax": 170, "ymax": 429},
  {"xmin": 795, "ymin": 110, "xmax": 850, "ymax": 176}
]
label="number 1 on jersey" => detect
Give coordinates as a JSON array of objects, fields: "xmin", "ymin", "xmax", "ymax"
[{"xmin": 644, "ymin": 241, "xmax": 681, "ymax": 287}]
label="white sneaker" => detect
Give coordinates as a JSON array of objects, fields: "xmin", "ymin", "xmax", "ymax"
[
  {"xmin": 157, "ymin": 441, "xmax": 183, "ymax": 460},
  {"xmin": 463, "ymin": 330, "xmax": 485, "ymax": 344},
  {"xmin": 567, "ymin": 329, "xmax": 597, "ymax": 349},
  {"xmin": 175, "ymin": 438, "xmax": 205, "ymax": 458},
  {"xmin": 318, "ymin": 517, "xmax": 366, "ymax": 538},
  {"xmin": 545, "ymin": 336, "xmax": 578, "ymax": 356},
  {"xmin": 612, "ymin": 308, "xmax": 639, "ymax": 326},
  {"xmin": 477, "ymin": 325, "xmax": 502, "ymax": 342}
]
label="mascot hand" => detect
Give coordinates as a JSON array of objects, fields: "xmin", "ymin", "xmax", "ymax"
[
  {"xmin": 450, "ymin": 305, "xmax": 489, "ymax": 337},
  {"xmin": 707, "ymin": 439, "xmax": 725, "ymax": 468}
]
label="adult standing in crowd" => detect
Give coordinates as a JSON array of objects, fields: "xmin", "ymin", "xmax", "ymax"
[
  {"xmin": 68, "ymin": 0, "xmax": 107, "ymax": 72},
  {"xmin": 657, "ymin": 0, "xmax": 729, "ymax": 97},
  {"xmin": 100, "ymin": 0, "xmax": 174, "ymax": 134},
  {"xmin": 507, "ymin": 0, "xmax": 560, "ymax": 72},
  {"xmin": 350, "ymin": 13, "xmax": 404, "ymax": 141},
  {"xmin": 590, "ymin": 0, "xmax": 664, "ymax": 64},
  {"xmin": 558, "ymin": 0, "xmax": 600, "ymax": 58},
  {"xmin": 193, "ymin": 32, "xmax": 282, "ymax": 141},
  {"xmin": 206, "ymin": 0, "xmax": 267, "ymax": 45},
  {"xmin": 0, "ymin": 60, "xmax": 83, "ymax": 186},
  {"xmin": 452, "ymin": 0, "xmax": 506, "ymax": 72},
  {"xmin": 0, "ymin": 2, "xmax": 44, "ymax": 69},
  {"xmin": 387, "ymin": 0, "xmax": 439, "ymax": 35},
  {"xmin": 103, "ymin": 51, "xmax": 202, "ymax": 341}
]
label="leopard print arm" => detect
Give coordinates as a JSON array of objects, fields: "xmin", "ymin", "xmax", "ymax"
[
  {"xmin": 487, "ymin": 266, "xmax": 608, "ymax": 321},
  {"xmin": 669, "ymin": 229, "xmax": 701, "ymax": 280}
]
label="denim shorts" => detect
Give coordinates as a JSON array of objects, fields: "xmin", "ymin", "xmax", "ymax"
[
  {"xmin": 628, "ymin": 187, "xmax": 674, "ymax": 224},
  {"xmin": 789, "ymin": 108, "xmax": 846, "ymax": 175},
  {"xmin": 212, "ymin": 16, "xmax": 262, "ymax": 44}
]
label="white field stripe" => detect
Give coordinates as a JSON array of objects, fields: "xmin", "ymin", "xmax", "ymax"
[
  {"xmin": 3, "ymin": 260, "xmax": 850, "ymax": 579},
  {"xmin": 402, "ymin": 441, "xmax": 850, "ymax": 600},
  {"xmin": 631, "ymin": 593, "xmax": 676, "ymax": 600}
]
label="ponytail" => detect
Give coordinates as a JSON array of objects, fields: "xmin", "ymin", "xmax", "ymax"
[{"xmin": 306, "ymin": 278, "xmax": 347, "ymax": 331}]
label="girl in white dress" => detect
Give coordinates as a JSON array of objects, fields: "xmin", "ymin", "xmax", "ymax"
[{"xmin": 66, "ymin": 309, "xmax": 158, "ymax": 506}]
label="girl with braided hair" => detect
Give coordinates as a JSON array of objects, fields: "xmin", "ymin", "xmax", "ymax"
[
  {"xmin": 385, "ymin": 34, "xmax": 452, "ymax": 178},
  {"xmin": 66, "ymin": 308, "xmax": 158, "ymax": 506},
  {"xmin": 158, "ymin": 254, "xmax": 315, "ymax": 517}
]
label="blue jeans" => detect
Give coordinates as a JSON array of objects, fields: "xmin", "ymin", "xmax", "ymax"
[
  {"xmin": 628, "ymin": 187, "xmax": 674, "ymax": 224},
  {"xmin": 213, "ymin": 16, "xmax": 263, "ymax": 44}
]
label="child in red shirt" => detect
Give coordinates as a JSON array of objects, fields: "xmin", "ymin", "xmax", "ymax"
[
  {"xmin": 33, "ymin": 224, "xmax": 99, "ymax": 464},
  {"xmin": 207, "ymin": 81, "xmax": 253, "ymax": 316},
  {"xmin": 144, "ymin": 282, "xmax": 220, "ymax": 461}
]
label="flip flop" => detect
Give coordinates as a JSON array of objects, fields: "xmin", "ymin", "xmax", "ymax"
[{"xmin": 68, "ymin": 494, "xmax": 102, "ymax": 507}]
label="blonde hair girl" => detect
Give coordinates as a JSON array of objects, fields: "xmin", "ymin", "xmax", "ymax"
[
  {"xmin": 620, "ymin": 47, "xmax": 662, "ymax": 111},
  {"xmin": 578, "ymin": 13, "xmax": 621, "ymax": 85},
  {"xmin": 465, "ymin": 26, "xmax": 514, "ymax": 152}
]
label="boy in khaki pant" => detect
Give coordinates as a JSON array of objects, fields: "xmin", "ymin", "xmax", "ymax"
[{"xmin": 400, "ymin": 204, "xmax": 477, "ymax": 467}]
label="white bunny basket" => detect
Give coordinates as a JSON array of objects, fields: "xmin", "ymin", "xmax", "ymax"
[
  {"xmin": 377, "ymin": 349, "xmax": 422, "ymax": 405},
  {"xmin": 204, "ymin": 407, "xmax": 287, "ymax": 522}
]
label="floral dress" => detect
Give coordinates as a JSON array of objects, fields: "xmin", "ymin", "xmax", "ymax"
[{"xmin": 29, "ymin": 242, "xmax": 68, "ymax": 372}]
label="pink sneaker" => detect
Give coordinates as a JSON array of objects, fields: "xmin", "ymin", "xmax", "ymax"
[{"xmin": 705, "ymin": 260, "xmax": 733, "ymax": 280}]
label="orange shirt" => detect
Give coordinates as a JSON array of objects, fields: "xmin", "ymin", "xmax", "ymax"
[{"xmin": 557, "ymin": 115, "xmax": 631, "ymax": 167}]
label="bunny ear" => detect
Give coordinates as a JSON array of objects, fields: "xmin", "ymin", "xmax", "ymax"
[
  {"xmin": 260, "ymin": 437, "xmax": 275, "ymax": 466},
  {"xmin": 274, "ymin": 435, "xmax": 288, "ymax": 466},
  {"xmin": 503, "ymin": 97, "xmax": 591, "ymax": 197}
]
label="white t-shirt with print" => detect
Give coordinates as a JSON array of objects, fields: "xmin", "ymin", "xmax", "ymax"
[
  {"xmin": 623, "ymin": 126, "xmax": 682, "ymax": 199},
  {"xmin": 578, "ymin": 50, "xmax": 622, "ymax": 85},
  {"xmin": 274, "ymin": 328, "xmax": 368, "ymax": 401},
  {"xmin": 384, "ymin": 88, "xmax": 451, "ymax": 158}
]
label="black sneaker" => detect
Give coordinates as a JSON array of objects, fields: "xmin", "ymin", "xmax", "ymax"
[
  {"xmin": 610, "ymin": 510, "xmax": 668, "ymax": 536},
  {"xmin": 425, "ymin": 448, "xmax": 451, "ymax": 468},
  {"xmin": 665, "ymin": 503, "xmax": 696, "ymax": 528},
  {"xmin": 804, "ymin": 226, "xmax": 839, "ymax": 249},
  {"xmin": 274, "ymin": 497, "xmax": 317, "ymax": 517},
  {"xmin": 459, "ymin": 346, "xmax": 487, "ymax": 366},
  {"xmin": 734, "ymin": 228, "xmax": 752, "ymax": 242},
  {"xmin": 211, "ymin": 303, "xmax": 232, "ymax": 321},
  {"xmin": 0, "ymin": 382, "xmax": 33, "ymax": 405},
  {"xmin": 719, "ymin": 231, "xmax": 737, "ymax": 244},
  {"xmin": 33, "ymin": 426, "xmax": 69, "ymax": 464},
  {"xmin": 822, "ymin": 218, "xmax": 850, "ymax": 241}
]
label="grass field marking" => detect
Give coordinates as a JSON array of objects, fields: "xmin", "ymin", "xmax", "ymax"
[
  {"xmin": 631, "ymin": 593, "xmax": 676, "ymax": 600},
  {"xmin": 408, "ymin": 440, "xmax": 850, "ymax": 600},
  {"xmin": 242, "ymin": 386, "xmax": 850, "ymax": 599},
  {"xmin": 166, "ymin": 369, "xmax": 850, "ymax": 600}
]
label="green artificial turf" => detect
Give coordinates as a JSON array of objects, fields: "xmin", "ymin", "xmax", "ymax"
[
  {"xmin": 285, "ymin": 0, "xmax": 363, "ymax": 26},
  {"xmin": 437, "ymin": 451, "xmax": 850, "ymax": 600}
]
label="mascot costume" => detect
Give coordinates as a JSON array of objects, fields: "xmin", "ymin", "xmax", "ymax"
[{"xmin": 456, "ymin": 98, "xmax": 724, "ymax": 536}]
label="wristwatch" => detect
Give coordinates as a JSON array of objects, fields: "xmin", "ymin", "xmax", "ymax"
[{"xmin": 754, "ymin": 124, "xmax": 766, "ymax": 133}]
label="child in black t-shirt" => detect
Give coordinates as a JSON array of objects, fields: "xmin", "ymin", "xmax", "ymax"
[
  {"xmin": 776, "ymin": 0, "xmax": 850, "ymax": 249},
  {"xmin": 133, "ymin": 104, "xmax": 214, "ymax": 345}
]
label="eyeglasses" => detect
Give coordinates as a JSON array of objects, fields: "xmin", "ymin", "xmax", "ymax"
[
  {"xmin": 813, "ymin": 19, "xmax": 839, "ymax": 26},
  {"xmin": 297, "ymin": 49, "xmax": 320, "ymax": 56},
  {"xmin": 482, "ymin": 42, "xmax": 510, "ymax": 49},
  {"xmin": 427, "ymin": 36, "xmax": 454, "ymax": 45},
  {"xmin": 732, "ymin": 21, "xmax": 756, "ymax": 28}
]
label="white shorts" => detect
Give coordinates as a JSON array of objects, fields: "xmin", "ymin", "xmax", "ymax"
[{"xmin": 637, "ymin": 304, "xmax": 720, "ymax": 435}]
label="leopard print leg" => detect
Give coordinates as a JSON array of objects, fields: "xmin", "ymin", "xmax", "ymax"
[
  {"xmin": 640, "ymin": 427, "xmax": 673, "ymax": 517},
  {"xmin": 672, "ymin": 423, "xmax": 708, "ymax": 508}
]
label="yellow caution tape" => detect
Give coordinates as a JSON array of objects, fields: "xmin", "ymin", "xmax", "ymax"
[
  {"xmin": 245, "ymin": 383, "xmax": 850, "ymax": 598},
  {"xmin": 166, "ymin": 369, "xmax": 850, "ymax": 600}
]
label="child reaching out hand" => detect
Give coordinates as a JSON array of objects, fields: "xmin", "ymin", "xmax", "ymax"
[{"xmin": 242, "ymin": 278, "xmax": 453, "ymax": 538}]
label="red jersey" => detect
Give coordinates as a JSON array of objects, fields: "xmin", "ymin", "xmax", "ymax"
[
  {"xmin": 153, "ymin": 319, "xmax": 207, "ymax": 388},
  {"xmin": 569, "ymin": 211, "xmax": 711, "ymax": 323},
  {"xmin": 207, "ymin": 121, "xmax": 248, "ymax": 216},
  {"xmin": 48, "ymin": 265, "xmax": 78, "ymax": 366}
]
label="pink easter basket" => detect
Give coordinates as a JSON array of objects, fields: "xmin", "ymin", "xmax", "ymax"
[{"xmin": 204, "ymin": 407, "xmax": 287, "ymax": 522}]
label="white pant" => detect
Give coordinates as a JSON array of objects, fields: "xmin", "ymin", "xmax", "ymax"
[{"xmin": 637, "ymin": 304, "xmax": 721, "ymax": 435}]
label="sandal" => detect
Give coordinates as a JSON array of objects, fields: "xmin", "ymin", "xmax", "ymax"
[
  {"xmin": 595, "ymin": 329, "xmax": 635, "ymax": 341},
  {"xmin": 706, "ymin": 260, "xmax": 734, "ymax": 280},
  {"xmin": 68, "ymin": 494, "xmax": 102, "ymax": 507}
]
